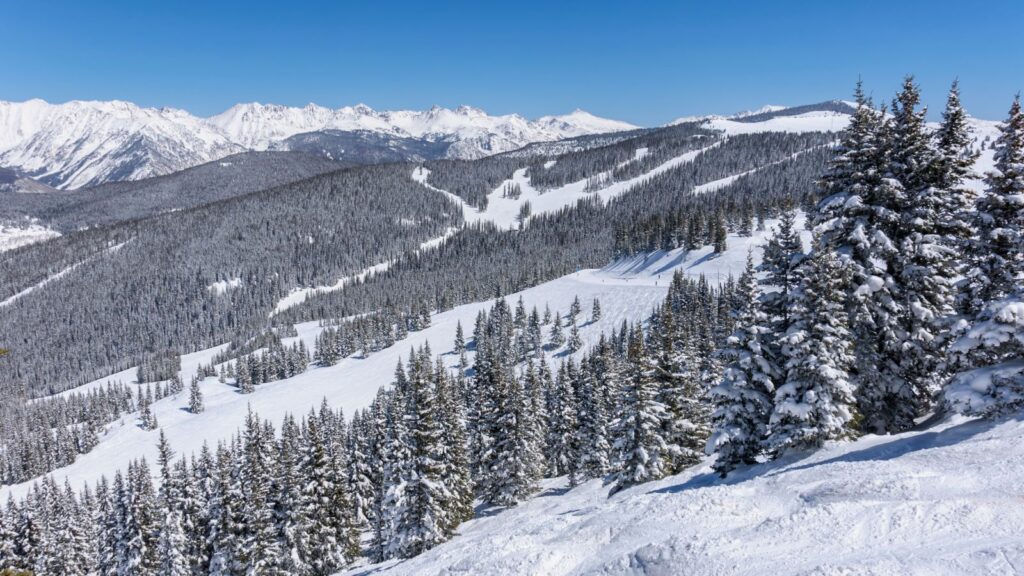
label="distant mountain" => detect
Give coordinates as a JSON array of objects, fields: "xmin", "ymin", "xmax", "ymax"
[
  {"xmin": 0, "ymin": 100, "xmax": 242, "ymax": 190},
  {"xmin": 669, "ymin": 100, "xmax": 858, "ymax": 126},
  {"xmin": 210, "ymin": 103, "xmax": 638, "ymax": 158},
  {"xmin": 0, "ymin": 99, "xmax": 637, "ymax": 189}
]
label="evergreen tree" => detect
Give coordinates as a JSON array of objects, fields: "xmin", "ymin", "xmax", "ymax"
[
  {"xmin": 611, "ymin": 328, "xmax": 668, "ymax": 493},
  {"xmin": 767, "ymin": 246, "xmax": 858, "ymax": 453},
  {"xmin": 188, "ymin": 377, "xmax": 204, "ymax": 414},
  {"xmin": 708, "ymin": 253, "xmax": 778, "ymax": 476},
  {"xmin": 948, "ymin": 95, "xmax": 1024, "ymax": 417}
]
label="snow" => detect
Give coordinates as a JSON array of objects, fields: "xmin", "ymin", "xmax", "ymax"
[
  {"xmin": 341, "ymin": 413, "xmax": 1024, "ymax": 576},
  {"xmin": 207, "ymin": 277, "xmax": 242, "ymax": 294},
  {"xmin": 0, "ymin": 99, "xmax": 636, "ymax": 189},
  {"xmin": 208, "ymin": 102, "xmax": 637, "ymax": 154},
  {"xmin": 707, "ymin": 110, "xmax": 852, "ymax": 135},
  {"xmin": 416, "ymin": 144, "xmax": 720, "ymax": 231},
  {"xmin": 0, "ymin": 219, "xmax": 792, "ymax": 502},
  {"xmin": 0, "ymin": 220, "xmax": 60, "ymax": 252}
]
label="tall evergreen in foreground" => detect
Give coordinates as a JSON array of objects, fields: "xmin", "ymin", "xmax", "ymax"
[
  {"xmin": 767, "ymin": 245, "xmax": 858, "ymax": 453},
  {"xmin": 948, "ymin": 95, "xmax": 1024, "ymax": 416},
  {"xmin": 708, "ymin": 253, "xmax": 778, "ymax": 476}
]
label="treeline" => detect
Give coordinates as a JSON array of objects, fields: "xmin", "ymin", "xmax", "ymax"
[{"xmin": 0, "ymin": 381, "xmax": 176, "ymax": 485}]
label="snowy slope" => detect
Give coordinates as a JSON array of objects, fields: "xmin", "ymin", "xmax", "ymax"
[
  {"xmin": 341, "ymin": 413, "xmax": 1024, "ymax": 576},
  {"xmin": 0, "ymin": 218, "xmax": 790, "ymax": 502},
  {"xmin": 0, "ymin": 219, "xmax": 60, "ymax": 252},
  {"xmin": 413, "ymin": 143, "xmax": 720, "ymax": 230}
]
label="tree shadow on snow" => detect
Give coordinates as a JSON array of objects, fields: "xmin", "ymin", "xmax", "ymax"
[
  {"xmin": 649, "ymin": 414, "xmax": 1021, "ymax": 496},
  {"xmin": 774, "ymin": 414, "xmax": 1016, "ymax": 476}
]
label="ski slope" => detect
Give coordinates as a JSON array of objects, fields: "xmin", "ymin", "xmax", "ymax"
[
  {"xmin": 0, "ymin": 219, "xmax": 792, "ymax": 501},
  {"xmin": 341, "ymin": 413, "xmax": 1024, "ymax": 576},
  {"xmin": 414, "ymin": 144, "xmax": 719, "ymax": 230}
]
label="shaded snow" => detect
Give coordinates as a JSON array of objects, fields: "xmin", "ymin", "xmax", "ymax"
[{"xmin": 342, "ymin": 414, "xmax": 1024, "ymax": 576}]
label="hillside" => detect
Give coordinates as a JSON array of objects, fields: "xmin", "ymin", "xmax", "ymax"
[
  {"xmin": 342, "ymin": 412, "xmax": 1024, "ymax": 575},
  {"xmin": 0, "ymin": 218, "xmax": 785, "ymax": 501}
]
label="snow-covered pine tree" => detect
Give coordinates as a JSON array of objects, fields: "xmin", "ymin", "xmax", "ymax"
[
  {"xmin": 155, "ymin": 440, "xmax": 188, "ymax": 576},
  {"xmin": 888, "ymin": 76, "xmax": 957, "ymax": 423},
  {"xmin": 237, "ymin": 410, "xmax": 281, "ymax": 574},
  {"xmin": 575, "ymin": 355, "xmax": 611, "ymax": 480},
  {"xmin": 708, "ymin": 252, "xmax": 778, "ymax": 476},
  {"xmin": 568, "ymin": 321, "xmax": 583, "ymax": 353},
  {"xmin": 815, "ymin": 81, "xmax": 908, "ymax": 434},
  {"xmin": 388, "ymin": 352, "xmax": 449, "ymax": 558},
  {"xmin": 272, "ymin": 414, "xmax": 310, "ymax": 574},
  {"xmin": 302, "ymin": 412, "xmax": 354, "ymax": 574},
  {"xmin": 569, "ymin": 296, "xmax": 582, "ymax": 324},
  {"xmin": 947, "ymin": 95, "xmax": 1024, "ymax": 417},
  {"xmin": 545, "ymin": 361, "xmax": 579, "ymax": 480},
  {"xmin": 188, "ymin": 377, "xmax": 204, "ymax": 414},
  {"xmin": 758, "ymin": 205, "xmax": 804, "ymax": 338},
  {"xmin": 610, "ymin": 327, "xmax": 669, "ymax": 494},
  {"xmin": 591, "ymin": 298, "xmax": 602, "ymax": 323},
  {"xmin": 453, "ymin": 321, "xmax": 465, "ymax": 355},
  {"xmin": 766, "ymin": 245, "xmax": 858, "ymax": 454},
  {"xmin": 549, "ymin": 312, "xmax": 565, "ymax": 348},
  {"xmin": 434, "ymin": 360, "xmax": 474, "ymax": 532}
]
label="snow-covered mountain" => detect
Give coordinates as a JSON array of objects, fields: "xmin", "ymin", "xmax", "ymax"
[
  {"xmin": 0, "ymin": 99, "xmax": 637, "ymax": 189},
  {"xmin": 211, "ymin": 102, "xmax": 637, "ymax": 157},
  {"xmin": 0, "ymin": 99, "xmax": 243, "ymax": 190}
]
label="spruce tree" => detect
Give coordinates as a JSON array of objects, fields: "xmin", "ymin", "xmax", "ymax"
[
  {"xmin": 610, "ymin": 328, "xmax": 668, "ymax": 494},
  {"xmin": 708, "ymin": 252, "xmax": 778, "ymax": 476},
  {"xmin": 188, "ymin": 377, "xmax": 204, "ymax": 414},
  {"xmin": 948, "ymin": 95, "xmax": 1024, "ymax": 416},
  {"xmin": 767, "ymin": 246, "xmax": 858, "ymax": 453}
]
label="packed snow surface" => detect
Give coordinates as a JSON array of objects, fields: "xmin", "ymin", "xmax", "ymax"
[{"xmin": 341, "ymin": 413, "xmax": 1024, "ymax": 576}]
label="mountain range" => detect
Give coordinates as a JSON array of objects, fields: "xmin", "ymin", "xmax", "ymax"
[{"xmin": 0, "ymin": 99, "xmax": 637, "ymax": 189}]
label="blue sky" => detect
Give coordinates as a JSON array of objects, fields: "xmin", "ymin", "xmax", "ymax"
[{"xmin": 1, "ymin": 0, "xmax": 1020, "ymax": 125}]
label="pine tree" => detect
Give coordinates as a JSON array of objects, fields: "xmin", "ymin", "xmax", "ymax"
[
  {"xmin": 610, "ymin": 328, "xmax": 669, "ymax": 493},
  {"xmin": 567, "ymin": 322, "xmax": 583, "ymax": 353},
  {"xmin": 947, "ymin": 95, "xmax": 1024, "ymax": 417},
  {"xmin": 388, "ymin": 353, "xmax": 449, "ymax": 558},
  {"xmin": 303, "ymin": 413, "xmax": 354, "ymax": 574},
  {"xmin": 545, "ymin": 362, "xmax": 578, "ymax": 480},
  {"xmin": 758, "ymin": 206, "xmax": 804, "ymax": 337},
  {"xmin": 548, "ymin": 312, "xmax": 565, "ymax": 348},
  {"xmin": 708, "ymin": 252, "xmax": 778, "ymax": 476},
  {"xmin": 188, "ymin": 377, "xmax": 204, "ymax": 414},
  {"xmin": 591, "ymin": 298, "xmax": 602, "ymax": 323},
  {"xmin": 152, "ymin": 449, "xmax": 188, "ymax": 576},
  {"xmin": 889, "ymin": 76, "xmax": 955, "ymax": 422},
  {"xmin": 767, "ymin": 246, "xmax": 858, "ymax": 454}
]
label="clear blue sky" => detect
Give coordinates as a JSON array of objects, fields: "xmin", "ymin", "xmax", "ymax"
[{"xmin": 2, "ymin": 0, "xmax": 1021, "ymax": 125}]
